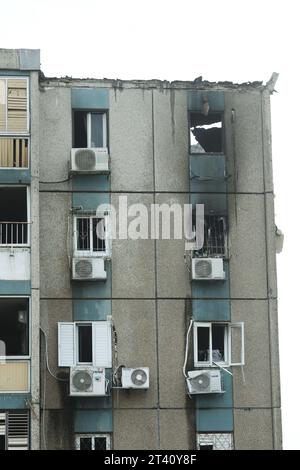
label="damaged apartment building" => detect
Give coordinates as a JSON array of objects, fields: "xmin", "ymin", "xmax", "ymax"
[{"xmin": 0, "ymin": 49, "xmax": 282, "ymax": 450}]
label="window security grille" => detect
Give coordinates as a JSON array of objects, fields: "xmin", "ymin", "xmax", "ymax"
[
  {"xmin": 75, "ymin": 434, "xmax": 111, "ymax": 450},
  {"xmin": 194, "ymin": 215, "xmax": 227, "ymax": 258},
  {"xmin": 197, "ymin": 433, "xmax": 233, "ymax": 450}
]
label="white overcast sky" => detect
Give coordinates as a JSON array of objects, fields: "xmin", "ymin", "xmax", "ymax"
[{"xmin": 1, "ymin": 0, "xmax": 299, "ymax": 450}]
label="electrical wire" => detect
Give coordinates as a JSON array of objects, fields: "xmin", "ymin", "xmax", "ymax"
[
  {"xmin": 183, "ymin": 319, "xmax": 193, "ymax": 379},
  {"xmin": 40, "ymin": 328, "xmax": 68, "ymax": 382}
]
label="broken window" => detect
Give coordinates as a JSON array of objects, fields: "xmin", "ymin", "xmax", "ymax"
[
  {"xmin": 0, "ymin": 298, "xmax": 29, "ymax": 357},
  {"xmin": 75, "ymin": 214, "xmax": 108, "ymax": 256},
  {"xmin": 77, "ymin": 324, "xmax": 93, "ymax": 364},
  {"xmin": 193, "ymin": 213, "xmax": 227, "ymax": 257},
  {"xmin": 0, "ymin": 78, "xmax": 28, "ymax": 134},
  {"xmin": 0, "ymin": 138, "xmax": 29, "ymax": 168},
  {"xmin": 75, "ymin": 434, "xmax": 111, "ymax": 450},
  {"xmin": 193, "ymin": 322, "xmax": 244, "ymax": 367},
  {"xmin": 0, "ymin": 187, "xmax": 28, "ymax": 245},
  {"xmin": 73, "ymin": 111, "xmax": 107, "ymax": 148},
  {"xmin": 190, "ymin": 112, "xmax": 223, "ymax": 153}
]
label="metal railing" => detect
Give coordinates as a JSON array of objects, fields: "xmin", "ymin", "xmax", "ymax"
[
  {"xmin": 194, "ymin": 215, "xmax": 227, "ymax": 257},
  {"xmin": 0, "ymin": 222, "xmax": 29, "ymax": 245}
]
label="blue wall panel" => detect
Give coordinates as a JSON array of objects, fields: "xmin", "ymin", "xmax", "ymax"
[
  {"xmin": 71, "ymin": 88, "xmax": 109, "ymax": 110},
  {"xmin": 73, "ymin": 192, "xmax": 110, "ymax": 211},
  {"xmin": 196, "ymin": 408, "xmax": 233, "ymax": 432},
  {"xmin": 72, "ymin": 175, "xmax": 110, "ymax": 192},
  {"xmin": 196, "ymin": 372, "xmax": 233, "ymax": 408},
  {"xmin": 192, "ymin": 299, "xmax": 230, "ymax": 321},
  {"xmin": 0, "ymin": 281, "xmax": 31, "ymax": 296},
  {"xmin": 74, "ymin": 409, "xmax": 112, "ymax": 433},
  {"xmin": 0, "ymin": 169, "xmax": 30, "ymax": 185},
  {"xmin": 0, "ymin": 394, "xmax": 30, "ymax": 409},
  {"xmin": 190, "ymin": 154, "xmax": 226, "ymax": 193},
  {"xmin": 74, "ymin": 299, "xmax": 111, "ymax": 321},
  {"xmin": 192, "ymin": 262, "xmax": 229, "ymax": 299},
  {"xmin": 188, "ymin": 91, "xmax": 224, "ymax": 111}
]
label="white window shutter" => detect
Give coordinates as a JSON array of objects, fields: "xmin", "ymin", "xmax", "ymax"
[
  {"xmin": 229, "ymin": 322, "xmax": 245, "ymax": 366},
  {"xmin": 58, "ymin": 323, "xmax": 75, "ymax": 367},
  {"xmin": 93, "ymin": 322, "xmax": 112, "ymax": 367}
]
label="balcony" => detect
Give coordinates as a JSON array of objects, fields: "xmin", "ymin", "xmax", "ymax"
[{"xmin": 0, "ymin": 222, "xmax": 29, "ymax": 246}]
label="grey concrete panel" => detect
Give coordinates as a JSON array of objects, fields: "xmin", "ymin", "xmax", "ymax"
[
  {"xmin": 113, "ymin": 409, "xmax": 158, "ymax": 449},
  {"xmin": 111, "ymin": 193, "xmax": 155, "ymax": 298},
  {"xmin": 40, "ymin": 192, "xmax": 72, "ymax": 298},
  {"xmin": 39, "ymin": 87, "xmax": 72, "ymax": 191},
  {"xmin": 225, "ymin": 91, "xmax": 264, "ymax": 193},
  {"xmin": 155, "ymin": 193, "xmax": 191, "ymax": 298},
  {"xmin": 153, "ymin": 89, "xmax": 189, "ymax": 191},
  {"xmin": 234, "ymin": 408, "xmax": 273, "ymax": 449},
  {"xmin": 158, "ymin": 300, "xmax": 192, "ymax": 408},
  {"xmin": 42, "ymin": 410, "xmax": 74, "ymax": 450},
  {"xmin": 228, "ymin": 194, "xmax": 268, "ymax": 298},
  {"xmin": 231, "ymin": 300, "xmax": 272, "ymax": 407},
  {"xmin": 110, "ymin": 89, "xmax": 154, "ymax": 191},
  {"xmin": 160, "ymin": 409, "xmax": 195, "ymax": 450},
  {"xmin": 112, "ymin": 300, "xmax": 157, "ymax": 408},
  {"xmin": 40, "ymin": 299, "xmax": 72, "ymax": 409}
]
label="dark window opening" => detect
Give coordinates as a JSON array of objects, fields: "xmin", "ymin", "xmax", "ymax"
[
  {"xmin": 0, "ymin": 187, "xmax": 28, "ymax": 244},
  {"xmin": 77, "ymin": 218, "xmax": 90, "ymax": 251},
  {"xmin": 73, "ymin": 111, "xmax": 106, "ymax": 148},
  {"xmin": 77, "ymin": 324, "xmax": 93, "ymax": 363},
  {"xmin": 197, "ymin": 327, "xmax": 210, "ymax": 363},
  {"xmin": 79, "ymin": 437, "xmax": 92, "ymax": 450},
  {"xmin": 212, "ymin": 324, "xmax": 226, "ymax": 362},
  {"xmin": 0, "ymin": 298, "xmax": 29, "ymax": 356},
  {"xmin": 199, "ymin": 444, "xmax": 214, "ymax": 450},
  {"xmin": 193, "ymin": 214, "xmax": 227, "ymax": 257},
  {"xmin": 93, "ymin": 218, "xmax": 106, "ymax": 252},
  {"xmin": 73, "ymin": 111, "xmax": 87, "ymax": 148},
  {"xmin": 0, "ymin": 436, "xmax": 5, "ymax": 450},
  {"xmin": 94, "ymin": 437, "xmax": 107, "ymax": 450},
  {"xmin": 190, "ymin": 112, "xmax": 223, "ymax": 153}
]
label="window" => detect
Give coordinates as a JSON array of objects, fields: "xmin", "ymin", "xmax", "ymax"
[
  {"xmin": 0, "ymin": 187, "xmax": 29, "ymax": 246},
  {"xmin": 74, "ymin": 213, "xmax": 109, "ymax": 257},
  {"xmin": 0, "ymin": 411, "xmax": 29, "ymax": 451},
  {"xmin": 193, "ymin": 214, "xmax": 227, "ymax": 258},
  {"xmin": 0, "ymin": 138, "xmax": 29, "ymax": 168},
  {"xmin": 193, "ymin": 322, "xmax": 244, "ymax": 367},
  {"xmin": 190, "ymin": 112, "xmax": 223, "ymax": 154},
  {"xmin": 58, "ymin": 321, "xmax": 112, "ymax": 368},
  {"xmin": 73, "ymin": 111, "xmax": 107, "ymax": 149},
  {"xmin": 0, "ymin": 78, "xmax": 28, "ymax": 134},
  {"xmin": 0, "ymin": 298, "xmax": 29, "ymax": 357},
  {"xmin": 197, "ymin": 433, "xmax": 233, "ymax": 451},
  {"xmin": 75, "ymin": 434, "xmax": 111, "ymax": 450}
]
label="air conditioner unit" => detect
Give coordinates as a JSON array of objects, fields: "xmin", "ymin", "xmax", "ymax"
[
  {"xmin": 186, "ymin": 370, "xmax": 223, "ymax": 394},
  {"xmin": 70, "ymin": 367, "xmax": 107, "ymax": 397},
  {"xmin": 192, "ymin": 258, "xmax": 225, "ymax": 281},
  {"xmin": 70, "ymin": 148, "xmax": 109, "ymax": 174},
  {"xmin": 121, "ymin": 367, "xmax": 150, "ymax": 390},
  {"xmin": 72, "ymin": 257, "xmax": 107, "ymax": 281}
]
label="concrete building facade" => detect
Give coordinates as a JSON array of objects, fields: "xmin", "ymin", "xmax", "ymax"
[{"xmin": 0, "ymin": 49, "xmax": 281, "ymax": 450}]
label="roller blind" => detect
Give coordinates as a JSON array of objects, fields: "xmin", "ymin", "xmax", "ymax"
[{"xmin": 0, "ymin": 78, "xmax": 28, "ymax": 133}]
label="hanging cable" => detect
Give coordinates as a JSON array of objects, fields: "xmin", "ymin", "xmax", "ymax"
[
  {"xmin": 40, "ymin": 328, "xmax": 68, "ymax": 382},
  {"xmin": 183, "ymin": 319, "xmax": 193, "ymax": 379}
]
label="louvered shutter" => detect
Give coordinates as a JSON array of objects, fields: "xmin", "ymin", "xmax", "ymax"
[
  {"xmin": 92, "ymin": 322, "xmax": 112, "ymax": 367},
  {"xmin": 58, "ymin": 323, "xmax": 75, "ymax": 367},
  {"xmin": 7, "ymin": 79, "xmax": 28, "ymax": 133},
  {"xmin": 0, "ymin": 79, "xmax": 6, "ymax": 132},
  {"xmin": 7, "ymin": 411, "xmax": 29, "ymax": 450}
]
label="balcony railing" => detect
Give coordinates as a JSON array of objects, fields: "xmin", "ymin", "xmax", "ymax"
[
  {"xmin": 0, "ymin": 138, "xmax": 29, "ymax": 168},
  {"xmin": 0, "ymin": 222, "xmax": 29, "ymax": 246},
  {"xmin": 194, "ymin": 215, "xmax": 227, "ymax": 258}
]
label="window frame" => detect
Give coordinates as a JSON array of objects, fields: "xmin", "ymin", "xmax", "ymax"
[
  {"xmin": 0, "ymin": 76, "xmax": 30, "ymax": 136},
  {"xmin": 197, "ymin": 433, "xmax": 234, "ymax": 451},
  {"xmin": 0, "ymin": 296, "xmax": 31, "ymax": 360},
  {"xmin": 73, "ymin": 212, "xmax": 110, "ymax": 258},
  {"xmin": 58, "ymin": 320, "xmax": 112, "ymax": 368},
  {"xmin": 72, "ymin": 110, "xmax": 107, "ymax": 149},
  {"xmin": 0, "ymin": 185, "xmax": 30, "ymax": 247},
  {"xmin": 75, "ymin": 433, "xmax": 111, "ymax": 450},
  {"xmin": 0, "ymin": 137, "xmax": 30, "ymax": 170},
  {"xmin": 193, "ymin": 321, "xmax": 244, "ymax": 368}
]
